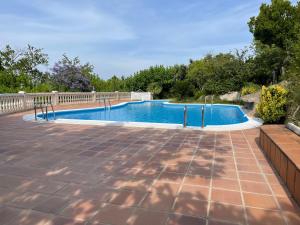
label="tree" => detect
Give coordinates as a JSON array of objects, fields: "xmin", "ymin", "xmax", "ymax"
[
  {"xmin": 187, "ymin": 53, "xmax": 252, "ymax": 95},
  {"xmin": 0, "ymin": 44, "xmax": 49, "ymax": 93},
  {"xmin": 248, "ymin": 0, "xmax": 300, "ymax": 84},
  {"xmin": 250, "ymin": 43, "xmax": 286, "ymax": 84},
  {"xmin": 126, "ymin": 65, "xmax": 176, "ymax": 98},
  {"xmin": 248, "ymin": 0, "xmax": 298, "ymax": 49},
  {"xmin": 147, "ymin": 82, "xmax": 162, "ymax": 98},
  {"xmin": 171, "ymin": 80, "xmax": 195, "ymax": 100},
  {"xmin": 286, "ymin": 35, "xmax": 300, "ymax": 123},
  {"xmin": 51, "ymin": 55, "xmax": 92, "ymax": 92}
]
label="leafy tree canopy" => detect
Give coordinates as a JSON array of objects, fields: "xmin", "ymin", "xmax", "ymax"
[{"xmin": 248, "ymin": 0, "xmax": 299, "ymax": 49}]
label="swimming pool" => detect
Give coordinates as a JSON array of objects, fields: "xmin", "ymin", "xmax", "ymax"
[{"xmin": 37, "ymin": 100, "xmax": 253, "ymax": 128}]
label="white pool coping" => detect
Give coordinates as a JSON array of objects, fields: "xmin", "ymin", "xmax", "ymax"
[{"xmin": 23, "ymin": 100, "xmax": 263, "ymax": 131}]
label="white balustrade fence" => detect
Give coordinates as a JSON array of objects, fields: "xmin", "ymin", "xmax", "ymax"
[
  {"xmin": 0, "ymin": 91, "xmax": 152, "ymax": 114},
  {"xmin": 131, "ymin": 92, "xmax": 153, "ymax": 101}
]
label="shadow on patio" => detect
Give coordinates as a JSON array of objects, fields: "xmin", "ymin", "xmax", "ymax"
[{"xmin": 0, "ymin": 112, "xmax": 299, "ymax": 225}]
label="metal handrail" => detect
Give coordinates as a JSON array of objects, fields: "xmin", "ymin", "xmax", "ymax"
[
  {"xmin": 40, "ymin": 105, "xmax": 45, "ymax": 119},
  {"xmin": 201, "ymin": 105, "xmax": 205, "ymax": 128},
  {"xmin": 45, "ymin": 105, "xmax": 48, "ymax": 121},
  {"xmin": 34, "ymin": 102, "xmax": 55, "ymax": 121},
  {"xmin": 50, "ymin": 103, "xmax": 56, "ymax": 120},
  {"xmin": 183, "ymin": 105, "xmax": 187, "ymax": 128}
]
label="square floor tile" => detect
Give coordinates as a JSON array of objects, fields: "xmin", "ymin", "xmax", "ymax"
[
  {"xmin": 7, "ymin": 192, "xmax": 49, "ymax": 209},
  {"xmin": 50, "ymin": 216, "xmax": 86, "ymax": 225},
  {"xmin": 0, "ymin": 206, "xmax": 21, "ymax": 225},
  {"xmin": 150, "ymin": 181, "xmax": 181, "ymax": 196},
  {"xmin": 211, "ymin": 189, "xmax": 242, "ymax": 205},
  {"xmin": 240, "ymin": 181, "xmax": 271, "ymax": 195},
  {"xmin": 166, "ymin": 214, "xmax": 206, "ymax": 225},
  {"xmin": 127, "ymin": 209, "xmax": 168, "ymax": 225},
  {"xmin": 209, "ymin": 202, "xmax": 245, "ymax": 224},
  {"xmin": 33, "ymin": 196, "xmax": 69, "ymax": 214},
  {"xmin": 141, "ymin": 192, "xmax": 175, "ymax": 211},
  {"xmin": 108, "ymin": 190, "xmax": 146, "ymax": 207},
  {"xmin": 183, "ymin": 175, "xmax": 210, "ymax": 187},
  {"xmin": 179, "ymin": 185, "xmax": 209, "ymax": 201},
  {"xmin": 60, "ymin": 199, "xmax": 101, "ymax": 221},
  {"xmin": 212, "ymin": 178, "xmax": 239, "ymax": 191},
  {"xmin": 243, "ymin": 193, "xmax": 278, "ymax": 210},
  {"xmin": 158, "ymin": 172, "xmax": 184, "ymax": 184},
  {"xmin": 239, "ymin": 172, "xmax": 265, "ymax": 183},
  {"xmin": 246, "ymin": 207, "xmax": 285, "ymax": 225},
  {"xmin": 91, "ymin": 204, "xmax": 133, "ymax": 225},
  {"xmin": 173, "ymin": 197, "xmax": 208, "ymax": 218}
]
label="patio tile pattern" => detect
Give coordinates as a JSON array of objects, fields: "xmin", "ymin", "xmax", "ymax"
[{"xmin": 0, "ymin": 104, "xmax": 299, "ymax": 225}]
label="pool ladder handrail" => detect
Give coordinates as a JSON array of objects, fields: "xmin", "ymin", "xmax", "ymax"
[
  {"xmin": 201, "ymin": 105, "xmax": 205, "ymax": 128},
  {"xmin": 183, "ymin": 105, "xmax": 187, "ymax": 128},
  {"xmin": 204, "ymin": 95, "xmax": 214, "ymax": 105},
  {"xmin": 96, "ymin": 98, "xmax": 111, "ymax": 109},
  {"xmin": 183, "ymin": 105, "xmax": 205, "ymax": 128},
  {"xmin": 34, "ymin": 101, "xmax": 55, "ymax": 121}
]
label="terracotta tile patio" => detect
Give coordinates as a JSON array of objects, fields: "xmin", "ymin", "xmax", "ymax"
[{"xmin": 0, "ymin": 103, "xmax": 300, "ymax": 225}]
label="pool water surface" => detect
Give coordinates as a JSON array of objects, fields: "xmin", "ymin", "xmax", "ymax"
[{"xmin": 41, "ymin": 101, "xmax": 248, "ymax": 127}]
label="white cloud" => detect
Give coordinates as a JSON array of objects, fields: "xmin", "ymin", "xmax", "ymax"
[{"xmin": 0, "ymin": 1, "xmax": 136, "ymax": 44}]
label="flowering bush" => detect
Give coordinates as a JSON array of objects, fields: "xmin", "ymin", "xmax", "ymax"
[{"xmin": 256, "ymin": 85, "xmax": 288, "ymax": 123}]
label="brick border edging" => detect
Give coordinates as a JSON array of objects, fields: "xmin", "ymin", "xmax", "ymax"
[{"xmin": 259, "ymin": 128, "xmax": 300, "ymax": 205}]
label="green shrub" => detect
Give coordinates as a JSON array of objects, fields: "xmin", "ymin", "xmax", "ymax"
[
  {"xmin": 287, "ymin": 80, "xmax": 300, "ymax": 125},
  {"xmin": 147, "ymin": 82, "xmax": 162, "ymax": 99},
  {"xmin": 194, "ymin": 90, "xmax": 205, "ymax": 100},
  {"xmin": 171, "ymin": 80, "xmax": 195, "ymax": 100},
  {"xmin": 241, "ymin": 83, "xmax": 260, "ymax": 96},
  {"xmin": 256, "ymin": 85, "xmax": 288, "ymax": 123}
]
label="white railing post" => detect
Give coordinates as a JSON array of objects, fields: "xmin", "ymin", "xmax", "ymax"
[
  {"xmin": 52, "ymin": 91, "xmax": 59, "ymax": 105},
  {"xmin": 130, "ymin": 92, "xmax": 134, "ymax": 101},
  {"xmin": 18, "ymin": 91, "xmax": 26, "ymax": 110},
  {"xmin": 115, "ymin": 91, "xmax": 119, "ymax": 101},
  {"xmin": 92, "ymin": 91, "xmax": 96, "ymax": 103}
]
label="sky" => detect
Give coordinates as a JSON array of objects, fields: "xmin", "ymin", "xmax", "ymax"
[{"xmin": 0, "ymin": 0, "xmax": 298, "ymax": 79}]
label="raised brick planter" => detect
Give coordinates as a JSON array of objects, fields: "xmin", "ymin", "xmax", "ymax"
[{"xmin": 260, "ymin": 125, "xmax": 300, "ymax": 205}]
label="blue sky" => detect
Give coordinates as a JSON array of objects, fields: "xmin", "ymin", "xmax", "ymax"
[{"xmin": 0, "ymin": 0, "xmax": 297, "ymax": 79}]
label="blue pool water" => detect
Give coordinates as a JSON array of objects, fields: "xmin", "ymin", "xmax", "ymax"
[{"xmin": 42, "ymin": 101, "xmax": 248, "ymax": 127}]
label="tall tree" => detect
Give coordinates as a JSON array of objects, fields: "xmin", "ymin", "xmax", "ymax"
[
  {"xmin": 248, "ymin": 0, "xmax": 300, "ymax": 83},
  {"xmin": 248, "ymin": 0, "xmax": 298, "ymax": 49}
]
